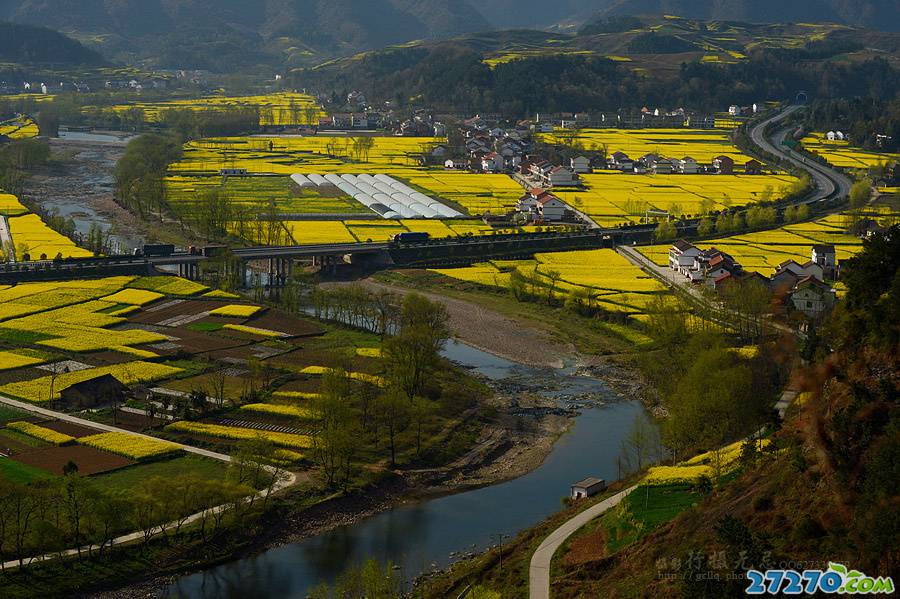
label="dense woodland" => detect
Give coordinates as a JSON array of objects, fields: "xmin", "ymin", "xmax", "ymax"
[
  {"xmin": 299, "ymin": 47, "xmax": 900, "ymax": 116},
  {"xmin": 0, "ymin": 21, "xmax": 101, "ymax": 65},
  {"xmin": 805, "ymin": 98, "xmax": 900, "ymax": 153}
]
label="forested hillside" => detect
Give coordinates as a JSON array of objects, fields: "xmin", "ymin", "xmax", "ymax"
[
  {"xmin": 0, "ymin": 0, "xmax": 489, "ymax": 71},
  {"xmin": 479, "ymin": 0, "xmax": 900, "ymax": 32},
  {"xmin": 0, "ymin": 21, "xmax": 102, "ymax": 65}
]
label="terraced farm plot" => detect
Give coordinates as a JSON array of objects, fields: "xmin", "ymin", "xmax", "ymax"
[
  {"xmin": 0, "ymin": 192, "xmax": 28, "ymax": 216},
  {"xmin": 106, "ymin": 92, "xmax": 326, "ymax": 126},
  {"xmin": 556, "ymin": 173, "xmax": 799, "ymax": 225},
  {"xmin": 801, "ymin": 133, "xmax": 900, "ymax": 169},
  {"xmin": 0, "ymin": 115, "xmax": 39, "ymax": 140},
  {"xmin": 538, "ymin": 128, "xmax": 755, "ymax": 163},
  {"xmin": 637, "ymin": 212, "xmax": 865, "ymax": 275},
  {"xmin": 433, "ymin": 248, "xmax": 668, "ymax": 316},
  {"xmin": 8, "ymin": 213, "xmax": 92, "ymax": 259},
  {"xmin": 165, "ymin": 175, "xmax": 369, "ymax": 215}
]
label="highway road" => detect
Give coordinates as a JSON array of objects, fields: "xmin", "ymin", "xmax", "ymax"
[{"xmin": 747, "ymin": 105, "xmax": 852, "ymax": 204}]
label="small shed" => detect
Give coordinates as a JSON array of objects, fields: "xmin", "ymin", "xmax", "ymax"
[
  {"xmin": 59, "ymin": 374, "xmax": 128, "ymax": 410},
  {"xmin": 571, "ymin": 477, "xmax": 607, "ymax": 500}
]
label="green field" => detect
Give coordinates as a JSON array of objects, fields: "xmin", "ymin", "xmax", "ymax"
[
  {"xmin": 603, "ymin": 484, "xmax": 700, "ymax": 553},
  {"xmin": 90, "ymin": 454, "xmax": 231, "ymax": 492},
  {"xmin": 0, "ymin": 456, "xmax": 54, "ymax": 484},
  {"xmin": 0, "ymin": 404, "xmax": 30, "ymax": 423}
]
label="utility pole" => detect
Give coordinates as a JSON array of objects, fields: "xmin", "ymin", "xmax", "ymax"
[{"xmin": 491, "ymin": 533, "xmax": 510, "ymax": 576}]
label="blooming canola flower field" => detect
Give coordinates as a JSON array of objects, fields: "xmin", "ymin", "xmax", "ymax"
[
  {"xmin": 433, "ymin": 248, "xmax": 668, "ymax": 316},
  {"xmin": 104, "ymin": 92, "xmax": 326, "ymax": 127},
  {"xmin": 637, "ymin": 212, "xmax": 866, "ymax": 276},
  {"xmin": 0, "ymin": 115, "xmax": 39, "ymax": 140},
  {"xmin": 801, "ymin": 132, "xmax": 900, "ymax": 169},
  {"xmin": 165, "ymin": 124, "xmax": 793, "ymax": 243}
]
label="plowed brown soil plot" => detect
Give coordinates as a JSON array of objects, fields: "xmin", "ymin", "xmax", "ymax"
[
  {"xmin": 247, "ymin": 310, "xmax": 325, "ymax": 337},
  {"xmin": 130, "ymin": 299, "xmax": 223, "ymax": 325},
  {"xmin": 39, "ymin": 420, "xmax": 98, "ymax": 438},
  {"xmin": 155, "ymin": 326, "xmax": 250, "ymax": 355},
  {"xmin": 274, "ymin": 379, "xmax": 321, "ymax": 393},
  {"xmin": 14, "ymin": 445, "xmax": 134, "ymax": 475},
  {"xmin": 107, "ymin": 410, "xmax": 167, "ymax": 432}
]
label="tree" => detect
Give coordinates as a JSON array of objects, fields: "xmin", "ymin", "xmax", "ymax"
[
  {"xmin": 544, "ymin": 269, "xmax": 562, "ymax": 305},
  {"xmin": 383, "ymin": 294, "xmax": 450, "ymax": 400},
  {"xmin": 313, "ymin": 369, "xmax": 360, "ymax": 489},
  {"xmin": 654, "ymin": 220, "xmax": 677, "ymax": 242},
  {"xmin": 697, "ymin": 217, "xmax": 715, "ymax": 237},
  {"xmin": 662, "ymin": 341, "xmax": 764, "ymax": 459},
  {"xmin": 378, "ymin": 388, "xmax": 411, "ymax": 467},
  {"xmin": 850, "ymin": 178, "xmax": 872, "ymax": 209},
  {"xmin": 619, "ymin": 415, "xmax": 661, "ymax": 475}
]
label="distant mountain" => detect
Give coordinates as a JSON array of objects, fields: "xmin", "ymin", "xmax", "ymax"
[
  {"xmin": 478, "ymin": 0, "xmax": 900, "ymax": 32},
  {"xmin": 0, "ymin": 21, "xmax": 103, "ymax": 65},
  {"xmin": 0, "ymin": 0, "xmax": 491, "ymax": 71}
]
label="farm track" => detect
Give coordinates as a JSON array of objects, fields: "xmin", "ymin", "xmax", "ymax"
[{"xmin": 0, "ymin": 394, "xmax": 297, "ymax": 571}]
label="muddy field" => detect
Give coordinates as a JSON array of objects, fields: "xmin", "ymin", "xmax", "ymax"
[
  {"xmin": 14, "ymin": 445, "xmax": 134, "ymax": 476},
  {"xmin": 40, "ymin": 420, "xmax": 99, "ymax": 438}
]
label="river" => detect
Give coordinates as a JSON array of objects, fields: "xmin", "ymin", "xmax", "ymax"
[{"xmin": 164, "ymin": 340, "xmax": 650, "ymax": 598}]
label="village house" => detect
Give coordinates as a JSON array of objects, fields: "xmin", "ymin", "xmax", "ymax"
[
  {"xmin": 609, "ymin": 151, "xmax": 633, "ymax": 171},
  {"xmin": 570, "ymin": 477, "xmax": 607, "ymax": 500},
  {"xmin": 678, "ymin": 156, "xmax": 700, "ymax": 174},
  {"xmin": 517, "ymin": 188, "xmax": 569, "ymax": 222},
  {"xmin": 546, "ymin": 165, "xmax": 578, "ymax": 187},
  {"xmin": 444, "ymin": 158, "xmax": 468, "ymax": 170},
  {"xmin": 536, "ymin": 193, "xmax": 569, "ymax": 221},
  {"xmin": 652, "ymin": 158, "xmax": 677, "ymax": 175},
  {"xmin": 788, "ymin": 276, "xmax": 836, "ymax": 319},
  {"xmin": 712, "ymin": 155, "xmax": 735, "ymax": 174},
  {"xmin": 811, "ymin": 244, "xmax": 836, "ymax": 272},
  {"xmin": 59, "ymin": 374, "xmax": 128, "ymax": 410},
  {"xmin": 570, "ymin": 155, "xmax": 592, "ymax": 174},
  {"xmin": 481, "ymin": 152, "xmax": 505, "ymax": 173},
  {"xmin": 668, "ymin": 239, "xmax": 703, "ymax": 278}
]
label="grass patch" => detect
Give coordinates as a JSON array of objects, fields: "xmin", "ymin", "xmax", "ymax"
[
  {"xmin": 0, "ymin": 328, "xmax": 55, "ymax": 344},
  {"xmin": 0, "ymin": 404, "xmax": 30, "ymax": 423},
  {"xmin": 0, "ymin": 456, "xmax": 55, "ymax": 484},
  {"xmin": 603, "ymin": 483, "xmax": 699, "ymax": 553},
  {"xmin": 187, "ymin": 322, "xmax": 225, "ymax": 332},
  {"xmin": 90, "ymin": 454, "xmax": 230, "ymax": 492},
  {"xmin": 0, "ymin": 427, "xmax": 52, "ymax": 448}
]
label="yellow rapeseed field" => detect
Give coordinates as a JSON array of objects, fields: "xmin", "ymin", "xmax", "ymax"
[
  {"xmin": 105, "ymin": 92, "xmax": 326, "ymax": 126},
  {"xmin": 7, "ymin": 421, "xmax": 75, "ymax": 445},
  {"xmin": 209, "ymin": 304, "xmax": 262, "ymax": 318},
  {"xmin": 0, "ymin": 361, "xmax": 183, "ymax": 402},
  {"xmin": 81, "ymin": 431, "xmax": 183, "ymax": 460},
  {"xmin": 165, "ymin": 421, "xmax": 313, "ymax": 450},
  {"xmin": 801, "ymin": 132, "xmax": 899, "ymax": 169},
  {"xmin": 8, "ymin": 214, "xmax": 93, "ymax": 260}
]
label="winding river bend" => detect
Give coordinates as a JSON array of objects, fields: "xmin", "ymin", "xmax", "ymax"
[{"xmin": 165, "ymin": 341, "xmax": 648, "ymax": 598}]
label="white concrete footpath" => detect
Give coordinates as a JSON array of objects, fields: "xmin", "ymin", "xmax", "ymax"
[
  {"xmin": 529, "ymin": 485, "xmax": 637, "ymax": 599},
  {"xmin": 0, "ymin": 215, "xmax": 16, "ymax": 263},
  {"xmin": 0, "ymin": 394, "xmax": 297, "ymax": 570}
]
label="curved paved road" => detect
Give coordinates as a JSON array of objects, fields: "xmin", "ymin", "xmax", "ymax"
[
  {"xmin": 529, "ymin": 486, "xmax": 637, "ymax": 599},
  {"xmin": 748, "ymin": 105, "xmax": 853, "ymax": 203}
]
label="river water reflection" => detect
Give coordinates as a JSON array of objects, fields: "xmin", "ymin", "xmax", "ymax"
[{"xmin": 165, "ymin": 340, "xmax": 648, "ymax": 598}]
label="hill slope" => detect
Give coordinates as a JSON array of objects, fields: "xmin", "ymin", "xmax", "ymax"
[
  {"xmin": 0, "ymin": 20, "xmax": 103, "ymax": 65},
  {"xmin": 478, "ymin": 0, "xmax": 900, "ymax": 32},
  {"xmin": 0, "ymin": 0, "xmax": 490, "ymax": 71}
]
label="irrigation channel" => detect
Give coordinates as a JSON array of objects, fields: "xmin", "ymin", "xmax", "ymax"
[{"xmin": 164, "ymin": 339, "xmax": 651, "ymax": 597}]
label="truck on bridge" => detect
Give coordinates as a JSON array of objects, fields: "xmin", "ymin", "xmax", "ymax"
[{"xmin": 391, "ymin": 231, "xmax": 430, "ymax": 244}]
